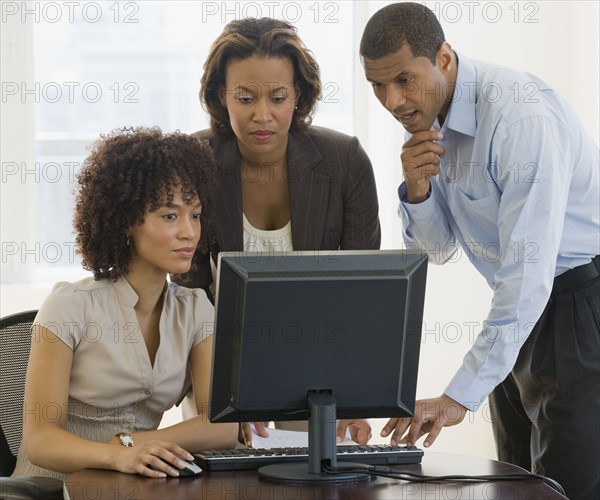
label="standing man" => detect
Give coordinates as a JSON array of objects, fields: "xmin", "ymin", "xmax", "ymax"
[{"xmin": 359, "ymin": 3, "xmax": 599, "ymax": 499}]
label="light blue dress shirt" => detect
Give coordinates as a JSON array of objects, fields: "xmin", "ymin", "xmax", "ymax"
[{"xmin": 398, "ymin": 52, "xmax": 600, "ymax": 410}]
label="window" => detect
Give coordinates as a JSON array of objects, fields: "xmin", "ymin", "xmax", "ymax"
[{"xmin": 2, "ymin": 1, "xmax": 356, "ymax": 284}]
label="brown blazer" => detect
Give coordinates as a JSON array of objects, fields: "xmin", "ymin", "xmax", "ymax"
[{"xmin": 175, "ymin": 126, "xmax": 381, "ymax": 296}]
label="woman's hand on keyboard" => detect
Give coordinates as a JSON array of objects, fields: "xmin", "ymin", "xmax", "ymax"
[
  {"xmin": 239, "ymin": 422, "xmax": 269, "ymax": 447},
  {"xmin": 336, "ymin": 419, "xmax": 372, "ymax": 444}
]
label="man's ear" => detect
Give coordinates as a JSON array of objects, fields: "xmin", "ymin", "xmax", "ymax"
[{"xmin": 436, "ymin": 42, "xmax": 454, "ymax": 72}]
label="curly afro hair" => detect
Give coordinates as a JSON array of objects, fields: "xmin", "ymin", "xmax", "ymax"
[{"xmin": 74, "ymin": 127, "xmax": 216, "ymax": 281}]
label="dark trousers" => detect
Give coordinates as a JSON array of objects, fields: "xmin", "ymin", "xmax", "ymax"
[{"xmin": 489, "ymin": 257, "xmax": 600, "ymax": 500}]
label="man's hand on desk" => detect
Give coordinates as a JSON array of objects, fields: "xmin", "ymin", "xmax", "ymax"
[
  {"xmin": 336, "ymin": 419, "xmax": 372, "ymax": 444},
  {"xmin": 381, "ymin": 394, "xmax": 467, "ymax": 448}
]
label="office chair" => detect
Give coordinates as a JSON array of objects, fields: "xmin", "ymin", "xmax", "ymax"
[{"xmin": 0, "ymin": 310, "xmax": 63, "ymax": 500}]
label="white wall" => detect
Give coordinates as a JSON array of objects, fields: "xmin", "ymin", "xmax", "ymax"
[
  {"xmin": 1, "ymin": 0, "xmax": 598, "ymax": 459},
  {"xmin": 0, "ymin": 9, "xmax": 36, "ymax": 284}
]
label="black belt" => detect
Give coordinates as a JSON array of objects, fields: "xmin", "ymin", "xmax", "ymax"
[{"xmin": 552, "ymin": 255, "xmax": 600, "ymax": 294}]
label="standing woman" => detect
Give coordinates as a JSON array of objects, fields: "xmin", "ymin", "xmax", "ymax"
[
  {"xmin": 12, "ymin": 128, "xmax": 237, "ymax": 480},
  {"xmin": 174, "ymin": 18, "xmax": 381, "ymax": 445}
]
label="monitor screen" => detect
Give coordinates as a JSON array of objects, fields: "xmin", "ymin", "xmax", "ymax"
[{"xmin": 208, "ymin": 249, "xmax": 428, "ymax": 482}]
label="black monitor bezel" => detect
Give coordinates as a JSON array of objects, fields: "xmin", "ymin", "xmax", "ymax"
[{"xmin": 208, "ymin": 250, "xmax": 427, "ymax": 424}]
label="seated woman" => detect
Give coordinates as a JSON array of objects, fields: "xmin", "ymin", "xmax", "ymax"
[
  {"xmin": 12, "ymin": 128, "xmax": 237, "ymax": 480},
  {"xmin": 174, "ymin": 18, "xmax": 381, "ymax": 446}
]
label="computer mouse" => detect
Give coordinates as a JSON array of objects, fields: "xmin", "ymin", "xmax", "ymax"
[
  {"xmin": 178, "ymin": 459, "xmax": 203, "ymax": 477},
  {"xmin": 148, "ymin": 459, "xmax": 203, "ymax": 477}
]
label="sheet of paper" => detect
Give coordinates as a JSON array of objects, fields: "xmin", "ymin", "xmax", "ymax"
[{"xmin": 248, "ymin": 425, "xmax": 357, "ymax": 449}]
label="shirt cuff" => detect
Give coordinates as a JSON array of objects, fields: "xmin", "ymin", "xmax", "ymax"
[
  {"xmin": 444, "ymin": 368, "xmax": 495, "ymax": 412},
  {"xmin": 397, "ymin": 182, "xmax": 436, "ymax": 223}
]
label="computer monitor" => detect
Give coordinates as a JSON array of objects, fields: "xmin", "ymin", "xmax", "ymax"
[{"xmin": 209, "ymin": 250, "xmax": 428, "ymax": 483}]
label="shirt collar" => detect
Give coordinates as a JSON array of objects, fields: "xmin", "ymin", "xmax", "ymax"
[
  {"xmin": 113, "ymin": 275, "xmax": 140, "ymax": 308},
  {"xmin": 113, "ymin": 275, "xmax": 170, "ymax": 308},
  {"xmin": 443, "ymin": 51, "xmax": 477, "ymax": 138}
]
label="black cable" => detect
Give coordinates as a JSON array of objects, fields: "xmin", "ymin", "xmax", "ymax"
[{"xmin": 321, "ymin": 463, "xmax": 566, "ymax": 497}]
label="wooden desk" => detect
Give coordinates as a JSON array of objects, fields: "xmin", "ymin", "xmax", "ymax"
[{"xmin": 64, "ymin": 452, "xmax": 565, "ymax": 499}]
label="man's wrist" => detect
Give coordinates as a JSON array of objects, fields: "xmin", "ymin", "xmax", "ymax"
[{"xmin": 407, "ymin": 183, "xmax": 431, "ymax": 204}]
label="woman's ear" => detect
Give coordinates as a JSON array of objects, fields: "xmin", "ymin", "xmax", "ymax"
[
  {"xmin": 219, "ymin": 85, "xmax": 227, "ymax": 108},
  {"xmin": 294, "ymin": 83, "xmax": 301, "ymax": 109}
]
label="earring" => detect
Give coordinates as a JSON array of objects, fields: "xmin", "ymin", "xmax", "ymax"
[{"xmin": 126, "ymin": 235, "xmax": 130, "ymax": 246}]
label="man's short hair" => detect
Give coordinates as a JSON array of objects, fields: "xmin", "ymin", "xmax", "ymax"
[{"xmin": 360, "ymin": 2, "xmax": 445, "ymax": 64}]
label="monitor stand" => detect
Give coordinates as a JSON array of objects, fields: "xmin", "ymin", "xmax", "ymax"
[{"xmin": 258, "ymin": 391, "xmax": 373, "ymax": 483}]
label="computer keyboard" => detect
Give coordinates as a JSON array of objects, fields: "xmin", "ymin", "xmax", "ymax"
[{"xmin": 194, "ymin": 444, "xmax": 424, "ymax": 471}]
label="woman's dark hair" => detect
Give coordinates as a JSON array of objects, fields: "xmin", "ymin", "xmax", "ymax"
[
  {"xmin": 74, "ymin": 127, "xmax": 216, "ymax": 281},
  {"xmin": 360, "ymin": 2, "xmax": 446, "ymax": 64},
  {"xmin": 201, "ymin": 17, "xmax": 322, "ymax": 138}
]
